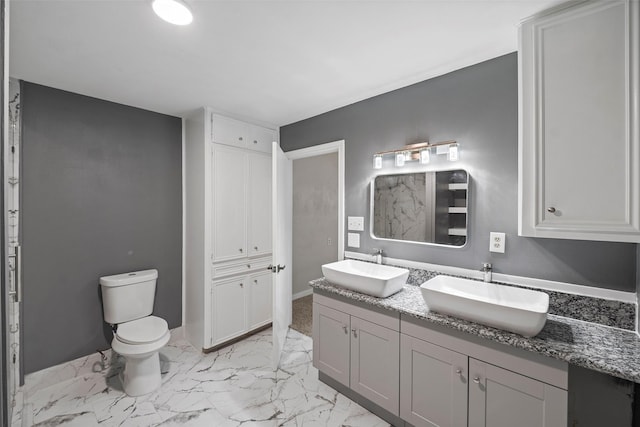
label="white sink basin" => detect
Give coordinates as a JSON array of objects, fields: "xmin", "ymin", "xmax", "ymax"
[
  {"xmin": 420, "ymin": 275, "xmax": 549, "ymax": 337},
  {"xmin": 322, "ymin": 259, "xmax": 409, "ymax": 298}
]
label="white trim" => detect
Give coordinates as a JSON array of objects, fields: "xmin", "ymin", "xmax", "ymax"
[
  {"xmin": 293, "ymin": 288, "xmax": 313, "ymax": 300},
  {"xmin": 286, "ymin": 140, "xmax": 346, "ymax": 261},
  {"xmin": 344, "ymin": 251, "xmax": 637, "ymax": 304},
  {"xmin": 181, "ymin": 118, "xmax": 186, "ymax": 328}
]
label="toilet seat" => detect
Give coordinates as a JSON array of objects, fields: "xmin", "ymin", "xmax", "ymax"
[{"xmin": 116, "ymin": 316, "xmax": 168, "ymax": 345}]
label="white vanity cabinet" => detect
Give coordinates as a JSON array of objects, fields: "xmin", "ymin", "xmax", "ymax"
[
  {"xmin": 519, "ymin": 0, "xmax": 640, "ymax": 243},
  {"xmin": 312, "ymin": 294, "xmax": 400, "ymax": 415},
  {"xmin": 184, "ymin": 107, "xmax": 278, "ymax": 351}
]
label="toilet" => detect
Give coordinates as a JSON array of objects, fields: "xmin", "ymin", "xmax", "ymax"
[{"xmin": 100, "ymin": 269, "xmax": 170, "ymax": 397}]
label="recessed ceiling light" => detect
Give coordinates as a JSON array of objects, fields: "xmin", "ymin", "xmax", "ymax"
[{"xmin": 152, "ymin": 0, "xmax": 193, "ymax": 26}]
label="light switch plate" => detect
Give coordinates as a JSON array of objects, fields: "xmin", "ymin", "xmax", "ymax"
[
  {"xmin": 489, "ymin": 232, "xmax": 506, "ymax": 253},
  {"xmin": 347, "ymin": 232, "xmax": 360, "ymax": 248},
  {"xmin": 347, "ymin": 216, "xmax": 365, "ymax": 231}
]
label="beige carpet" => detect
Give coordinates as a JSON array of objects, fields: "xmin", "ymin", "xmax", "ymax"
[{"xmin": 291, "ymin": 295, "xmax": 313, "ymax": 337}]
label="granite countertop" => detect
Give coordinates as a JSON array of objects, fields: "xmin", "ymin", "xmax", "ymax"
[{"xmin": 309, "ymin": 278, "xmax": 640, "ymax": 383}]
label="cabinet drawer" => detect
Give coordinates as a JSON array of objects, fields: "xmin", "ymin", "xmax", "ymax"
[{"xmin": 212, "ymin": 257, "xmax": 272, "ymax": 279}]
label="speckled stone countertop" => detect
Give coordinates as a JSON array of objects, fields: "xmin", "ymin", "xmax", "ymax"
[{"xmin": 309, "ymin": 278, "xmax": 640, "ymax": 383}]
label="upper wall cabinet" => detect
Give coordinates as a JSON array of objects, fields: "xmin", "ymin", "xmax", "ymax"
[
  {"xmin": 518, "ymin": 0, "xmax": 640, "ymax": 243},
  {"xmin": 211, "ymin": 113, "xmax": 276, "ymax": 154}
]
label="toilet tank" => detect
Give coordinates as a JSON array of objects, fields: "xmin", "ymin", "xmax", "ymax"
[{"xmin": 100, "ymin": 269, "xmax": 158, "ymax": 324}]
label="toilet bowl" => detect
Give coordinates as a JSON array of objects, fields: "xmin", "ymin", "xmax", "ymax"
[
  {"xmin": 100, "ymin": 269, "xmax": 169, "ymax": 397},
  {"xmin": 111, "ymin": 316, "xmax": 170, "ymax": 396}
]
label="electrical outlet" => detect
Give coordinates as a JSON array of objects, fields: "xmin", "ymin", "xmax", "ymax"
[
  {"xmin": 347, "ymin": 216, "xmax": 364, "ymax": 231},
  {"xmin": 489, "ymin": 232, "xmax": 506, "ymax": 253}
]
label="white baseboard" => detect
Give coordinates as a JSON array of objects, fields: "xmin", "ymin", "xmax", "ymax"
[{"xmin": 293, "ymin": 288, "xmax": 313, "ymax": 300}]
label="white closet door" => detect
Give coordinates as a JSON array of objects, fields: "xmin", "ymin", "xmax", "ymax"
[
  {"xmin": 248, "ymin": 153, "xmax": 272, "ymax": 257},
  {"xmin": 212, "ymin": 146, "xmax": 247, "ymax": 261}
]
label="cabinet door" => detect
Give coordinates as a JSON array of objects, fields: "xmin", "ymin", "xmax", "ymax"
[
  {"xmin": 211, "ymin": 114, "xmax": 248, "ymax": 148},
  {"xmin": 248, "ymin": 153, "xmax": 272, "ymax": 257},
  {"xmin": 212, "ymin": 277, "xmax": 248, "ymax": 345},
  {"xmin": 468, "ymin": 358, "xmax": 567, "ymax": 427},
  {"xmin": 519, "ymin": 0, "xmax": 640, "ymax": 242},
  {"xmin": 312, "ymin": 303, "xmax": 350, "ymax": 387},
  {"xmin": 248, "ymin": 125, "xmax": 276, "ymax": 154},
  {"xmin": 350, "ymin": 316, "xmax": 400, "ymax": 415},
  {"xmin": 248, "ymin": 271, "xmax": 272, "ymax": 329},
  {"xmin": 400, "ymin": 334, "xmax": 468, "ymax": 427},
  {"xmin": 213, "ymin": 146, "xmax": 247, "ymax": 261}
]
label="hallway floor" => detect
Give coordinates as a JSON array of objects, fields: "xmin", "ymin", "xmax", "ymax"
[{"xmin": 13, "ymin": 328, "xmax": 389, "ymax": 427}]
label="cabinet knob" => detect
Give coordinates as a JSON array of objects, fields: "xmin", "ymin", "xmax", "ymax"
[
  {"xmin": 239, "ymin": 283, "xmax": 244, "ymax": 288},
  {"xmin": 239, "ymin": 248, "xmax": 243, "ymax": 253},
  {"xmin": 455, "ymin": 368, "xmax": 462, "ymax": 375},
  {"xmin": 254, "ymin": 246, "xmax": 258, "ymax": 250},
  {"xmin": 238, "ymin": 136, "xmax": 243, "ymax": 141},
  {"xmin": 254, "ymin": 279, "xmax": 258, "ymax": 284},
  {"xmin": 247, "ymin": 264, "xmax": 251, "ymax": 269},
  {"xmin": 253, "ymin": 140, "xmax": 258, "ymax": 144},
  {"xmin": 342, "ymin": 325, "xmax": 348, "ymax": 334},
  {"xmin": 473, "ymin": 376, "xmax": 480, "ymax": 384},
  {"xmin": 352, "ymin": 329, "xmax": 358, "ymax": 338},
  {"xmin": 547, "ymin": 207, "xmax": 556, "ymax": 213}
]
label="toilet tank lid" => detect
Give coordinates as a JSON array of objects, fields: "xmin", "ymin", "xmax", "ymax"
[{"xmin": 100, "ymin": 269, "xmax": 158, "ymax": 287}]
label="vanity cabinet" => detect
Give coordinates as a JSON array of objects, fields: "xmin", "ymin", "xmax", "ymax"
[
  {"xmin": 184, "ymin": 107, "xmax": 278, "ymax": 351},
  {"xmin": 313, "ymin": 291, "xmax": 569, "ymax": 427},
  {"xmin": 313, "ymin": 294, "xmax": 400, "ymax": 415},
  {"xmin": 518, "ymin": 0, "xmax": 640, "ymax": 242},
  {"xmin": 400, "ymin": 334, "xmax": 468, "ymax": 427},
  {"xmin": 468, "ymin": 359, "xmax": 567, "ymax": 427}
]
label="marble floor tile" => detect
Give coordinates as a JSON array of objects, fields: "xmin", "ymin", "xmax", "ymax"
[{"xmin": 14, "ymin": 328, "xmax": 391, "ymax": 427}]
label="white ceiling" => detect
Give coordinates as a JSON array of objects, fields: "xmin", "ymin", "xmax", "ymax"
[{"xmin": 9, "ymin": 0, "xmax": 562, "ymax": 127}]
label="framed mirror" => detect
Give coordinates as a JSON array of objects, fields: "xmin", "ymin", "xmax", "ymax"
[{"xmin": 370, "ymin": 169, "xmax": 469, "ymax": 247}]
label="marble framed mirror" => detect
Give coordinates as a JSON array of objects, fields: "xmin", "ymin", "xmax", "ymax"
[{"xmin": 370, "ymin": 169, "xmax": 469, "ymax": 247}]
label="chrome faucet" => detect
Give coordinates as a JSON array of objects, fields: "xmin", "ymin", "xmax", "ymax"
[
  {"xmin": 372, "ymin": 248, "xmax": 383, "ymax": 264},
  {"xmin": 481, "ymin": 263, "xmax": 492, "ymax": 282}
]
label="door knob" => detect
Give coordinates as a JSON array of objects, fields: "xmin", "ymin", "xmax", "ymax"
[
  {"xmin": 267, "ymin": 264, "xmax": 285, "ymax": 273},
  {"xmin": 547, "ymin": 207, "xmax": 556, "ymax": 213}
]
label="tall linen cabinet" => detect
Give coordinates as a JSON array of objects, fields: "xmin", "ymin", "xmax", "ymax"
[{"xmin": 184, "ymin": 108, "xmax": 278, "ymax": 351}]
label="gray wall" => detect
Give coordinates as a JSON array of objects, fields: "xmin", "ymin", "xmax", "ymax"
[
  {"xmin": 281, "ymin": 53, "xmax": 637, "ymax": 292},
  {"xmin": 292, "ymin": 153, "xmax": 339, "ymax": 297},
  {"xmin": 21, "ymin": 82, "xmax": 182, "ymax": 373}
]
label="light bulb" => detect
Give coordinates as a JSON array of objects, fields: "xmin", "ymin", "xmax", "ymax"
[
  {"xmin": 373, "ymin": 154, "xmax": 382, "ymax": 169},
  {"xmin": 420, "ymin": 148, "xmax": 430, "ymax": 164},
  {"xmin": 152, "ymin": 0, "xmax": 193, "ymax": 25},
  {"xmin": 448, "ymin": 144, "xmax": 459, "ymax": 161},
  {"xmin": 395, "ymin": 152, "xmax": 405, "ymax": 167}
]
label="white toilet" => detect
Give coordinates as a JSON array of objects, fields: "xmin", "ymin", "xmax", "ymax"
[{"xmin": 100, "ymin": 269, "xmax": 170, "ymax": 397}]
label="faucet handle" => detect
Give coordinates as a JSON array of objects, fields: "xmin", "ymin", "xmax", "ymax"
[
  {"xmin": 372, "ymin": 248, "xmax": 383, "ymax": 255},
  {"xmin": 481, "ymin": 263, "xmax": 492, "ymax": 271}
]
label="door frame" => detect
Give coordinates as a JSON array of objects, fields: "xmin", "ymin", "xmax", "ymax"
[{"xmin": 286, "ymin": 139, "xmax": 345, "ymax": 264}]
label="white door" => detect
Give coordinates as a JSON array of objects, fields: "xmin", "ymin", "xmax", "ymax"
[{"xmin": 271, "ymin": 141, "xmax": 292, "ymax": 369}]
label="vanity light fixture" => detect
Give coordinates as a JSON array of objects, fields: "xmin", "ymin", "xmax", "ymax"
[
  {"xmin": 419, "ymin": 148, "xmax": 430, "ymax": 164},
  {"xmin": 152, "ymin": 0, "xmax": 194, "ymax": 25},
  {"xmin": 373, "ymin": 140, "xmax": 458, "ymax": 169},
  {"xmin": 448, "ymin": 143, "xmax": 459, "ymax": 161},
  {"xmin": 373, "ymin": 154, "xmax": 383, "ymax": 169}
]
